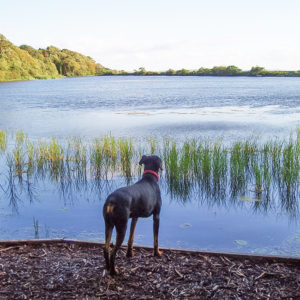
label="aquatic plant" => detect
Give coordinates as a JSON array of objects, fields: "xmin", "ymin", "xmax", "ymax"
[
  {"xmin": 230, "ymin": 142, "xmax": 246, "ymax": 195},
  {"xmin": 90, "ymin": 138, "xmax": 104, "ymax": 179},
  {"xmin": 281, "ymin": 140, "xmax": 299, "ymax": 192},
  {"xmin": 25, "ymin": 138, "xmax": 35, "ymax": 176},
  {"xmin": 1, "ymin": 129, "xmax": 300, "ymax": 206},
  {"xmin": 12, "ymin": 144, "xmax": 25, "ymax": 179},
  {"xmin": 212, "ymin": 141, "xmax": 228, "ymax": 188},
  {"xmin": 16, "ymin": 130, "xmax": 25, "ymax": 145},
  {"xmin": 119, "ymin": 138, "xmax": 134, "ymax": 181},
  {"xmin": 33, "ymin": 217, "xmax": 39, "ymax": 239},
  {"xmin": 0, "ymin": 130, "xmax": 7, "ymax": 152},
  {"xmin": 149, "ymin": 137, "xmax": 157, "ymax": 155}
]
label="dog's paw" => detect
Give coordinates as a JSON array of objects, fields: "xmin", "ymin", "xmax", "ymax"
[
  {"xmin": 110, "ymin": 267, "xmax": 119, "ymax": 276},
  {"xmin": 126, "ymin": 249, "xmax": 134, "ymax": 258},
  {"xmin": 154, "ymin": 249, "xmax": 163, "ymax": 257}
]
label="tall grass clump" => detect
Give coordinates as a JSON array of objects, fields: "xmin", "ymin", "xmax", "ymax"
[
  {"xmin": 36, "ymin": 141, "xmax": 49, "ymax": 175},
  {"xmin": 201, "ymin": 142, "xmax": 212, "ymax": 183},
  {"xmin": 230, "ymin": 142, "xmax": 246, "ymax": 194},
  {"xmin": 69, "ymin": 138, "xmax": 87, "ymax": 183},
  {"xmin": 102, "ymin": 135, "xmax": 118, "ymax": 175},
  {"xmin": 0, "ymin": 130, "xmax": 7, "ymax": 152},
  {"xmin": 262, "ymin": 142, "xmax": 271, "ymax": 190},
  {"xmin": 25, "ymin": 138, "xmax": 36, "ymax": 176},
  {"xmin": 47, "ymin": 137, "xmax": 64, "ymax": 180},
  {"xmin": 281, "ymin": 139, "xmax": 299, "ymax": 192},
  {"xmin": 163, "ymin": 139, "xmax": 179, "ymax": 183},
  {"xmin": 90, "ymin": 138, "xmax": 104, "ymax": 180},
  {"xmin": 149, "ymin": 137, "xmax": 157, "ymax": 155},
  {"xmin": 212, "ymin": 141, "xmax": 228, "ymax": 189},
  {"xmin": 179, "ymin": 141, "xmax": 194, "ymax": 183},
  {"xmin": 2, "ymin": 129, "xmax": 300, "ymax": 205},
  {"xmin": 270, "ymin": 141, "xmax": 283, "ymax": 182},
  {"xmin": 12, "ymin": 143, "xmax": 25, "ymax": 179},
  {"xmin": 119, "ymin": 138, "xmax": 134, "ymax": 181},
  {"xmin": 16, "ymin": 130, "xmax": 25, "ymax": 145}
]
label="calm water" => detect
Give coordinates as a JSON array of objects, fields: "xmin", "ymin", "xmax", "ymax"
[{"xmin": 0, "ymin": 76, "xmax": 300, "ymax": 256}]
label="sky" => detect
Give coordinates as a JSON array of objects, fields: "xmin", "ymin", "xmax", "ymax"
[{"xmin": 1, "ymin": 0, "xmax": 300, "ymax": 71}]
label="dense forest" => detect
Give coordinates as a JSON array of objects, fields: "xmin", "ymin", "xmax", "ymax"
[
  {"xmin": 0, "ymin": 34, "xmax": 111, "ymax": 81},
  {"xmin": 1, "ymin": 33, "xmax": 300, "ymax": 82}
]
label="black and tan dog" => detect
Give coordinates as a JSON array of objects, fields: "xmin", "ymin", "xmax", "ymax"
[{"xmin": 103, "ymin": 155, "xmax": 163, "ymax": 275}]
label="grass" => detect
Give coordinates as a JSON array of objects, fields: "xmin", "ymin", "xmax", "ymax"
[
  {"xmin": 0, "ymin": 130, "xmax": 7, "ymax": 152},
  {"xmin": 0, "ymin": 129, "xmax": 299, "ymax": 203}
]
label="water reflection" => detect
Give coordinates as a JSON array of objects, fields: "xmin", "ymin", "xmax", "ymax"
[{"xmin": 1, "ymin": 165, "xmax": 299, "ymax": 221}]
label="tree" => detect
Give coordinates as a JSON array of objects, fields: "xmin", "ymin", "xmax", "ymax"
[
  {"xmin": 0, "ymin": 33, "xmax": 8, "ymax": 41},
  {"xmin": 138, "ymin": 67, "xmax": 147, "ymax": 75},
  {"xmin": 250, "ymin": 66, "xmax": 265, "ymax": 76},
  {"xmin": 165, "ymin": 68, "xmax": 176, "ymax": 75},
  {"xmin": 225, "ymin": 65, "xmax": 242, "ymax": 76}
]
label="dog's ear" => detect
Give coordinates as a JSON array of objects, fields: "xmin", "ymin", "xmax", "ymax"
[{"xmin": 139, "ymin": 155, "xmax": 148, "ymax": 165}]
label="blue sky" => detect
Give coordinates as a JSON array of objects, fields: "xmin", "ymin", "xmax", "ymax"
[{"xmin": 1, "ymin": 0, "xmax": 300, "ymax": 71}]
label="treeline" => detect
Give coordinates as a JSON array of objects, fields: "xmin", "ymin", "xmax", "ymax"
[
  {"xmin": 124, "ymin": 66, "xmax": 300, "ymax": 77},
  {"xmin": 0, "ymin": 34, "xmax": 110, "ymax": 82},
  {"xmin": 1, "ymin": 33, "xmax": 300, "ymax": 82}
]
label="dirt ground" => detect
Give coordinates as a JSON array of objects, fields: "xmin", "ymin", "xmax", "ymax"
[{"xmin": 0, "ymin": 240, "xmax": 299, "ymax": 299}]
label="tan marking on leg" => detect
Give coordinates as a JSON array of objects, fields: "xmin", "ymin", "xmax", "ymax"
[
  {"xmin": 106, "ymin": 204, "xmax": 114, "ymax": 214},
  {"xmin": 127, "ymin": 217, "xmax": 138, "ymax": 257}
]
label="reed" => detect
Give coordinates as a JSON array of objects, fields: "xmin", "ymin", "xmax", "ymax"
[
  {"xmin": 47, "ymin": 137, "xmax": 64, "ymax": 180},
  {"xmin": 12, "ymin": 144, "xmax": 25, "ymax": 179},
  {"xmin": 33, "ymin": 217, "xmax": 39, "ymax": 239},
  {"xmin": 230, "ymin": 142, "xmax": 246, "ymax": 194},
  {"xmin": 119, "ymin": 138, "xmax": 134, "ymax": 181},
  {"xmin": 25, "ymin": 138, "xmax": 35, "ymax": 176},
  {"xmin": 1, "ymin": 129, "xmax": 300, "ymax": 202},
  {"xmin": 281, "ymin": 140, "xmax": 299, "ymax": 191},
  {"xmin": 164, "ymin": 139, "xmax": 179, "ymax": 183},
  {"xmin": 90, "ymin": 138, "xmax": 104, "ymax": 179},
  {"xmin": 36, "ymin": 141, "xmax": 49, "ymax": 174},
  {"xmin": 16, "ymin": 130, "xmax": 25, "ymax": 145},
  {"xmin": 102, "ymin": 135, "xmax": 118, "ymax": 175},
  {"xmin": 149, "ymin": 137, "xmax": 157, "ymax": 155},
  {"xmin": 212, "ymin": 141, "xmax": 227, "ymax": 187},
  {"xmin": 201, "ymin": 142, "xmax": 211, "ymax": 182},
  {"xmin": 70, "ymin": 138, "xmax": 87, "ymax": 183},
  {"xmin": 0, "ymin": 130, "xmax": 7, "ymax": 152}
]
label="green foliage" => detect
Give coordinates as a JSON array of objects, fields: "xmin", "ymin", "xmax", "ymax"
[
  {"xmin": 128, "ymin": 64, "xmax": 299, "ymax": 77},
  {"xmin": 0, "ymin": 130, "xmax": 7, "ymax": 152},
  {"xmin": 0, "ymin": 33, "xmax": 108, "ymax": 81},
  {"xmin": 1, "ymin": 128, "xmax": 300, "ymax": 208},
  {"xmin": 1, "ymin": 32, "xmax": 300, "ymax": 81}
]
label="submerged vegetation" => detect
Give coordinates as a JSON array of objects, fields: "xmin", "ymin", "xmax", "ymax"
[
  {"xmin": 1, "ymin": 33, "xmax": 300, "ymax": 82},
  {"xmin": 0, "ymin": 129, "xmax": 299, "ymax": 217}
]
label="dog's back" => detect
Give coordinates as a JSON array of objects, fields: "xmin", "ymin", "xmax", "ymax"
[{"xmin": 104, "ymin": 177, "xmax": 161, "ymax": 221}]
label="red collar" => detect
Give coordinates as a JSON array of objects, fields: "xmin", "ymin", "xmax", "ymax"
[{"xmin": 143, "ymin": 170, "xmax": 159, "ymax": 181}]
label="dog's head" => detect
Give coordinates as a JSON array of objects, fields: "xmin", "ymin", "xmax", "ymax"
[{"xmin": 139, "ymin": 155, "xmax": 163, "ymax": 172}]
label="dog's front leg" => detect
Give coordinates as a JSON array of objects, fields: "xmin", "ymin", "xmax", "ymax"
[
  {"xmin": 126, "ymin": 217, "xmax": 138, "ymax": 257},
  {"xmin": 153, "ymin": 213, "xmax": 162, "ymax": 257}
]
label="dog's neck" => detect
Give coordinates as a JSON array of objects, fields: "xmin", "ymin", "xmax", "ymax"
[{"xmin": 143, "ymin": 170, "xmax": 159, "ymax": 181}]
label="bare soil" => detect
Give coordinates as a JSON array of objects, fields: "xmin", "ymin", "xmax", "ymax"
[{"xmin": 0, "ymin": 240, "xmax": 299, "ymax": 299}]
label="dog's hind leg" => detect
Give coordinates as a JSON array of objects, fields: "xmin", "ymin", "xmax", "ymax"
[
  {"xmin": 110, "ymin": 221, "xmax": 127, "ymax": 276},
  {"xmin": 153, "ymin": 213, "xmax": 162, "ymax": 257},
  {"xmin": 126, "ymin": 217, "xmax": 138, "ymax": 257},
  {"xmin": 104, "ymin": 223, "xmax": 113, "ymax": 270}
]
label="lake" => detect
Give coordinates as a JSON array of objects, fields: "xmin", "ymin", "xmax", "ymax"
[{"xmin": 0, "ymin": 76, "xmax": 300, "ymax": 256}]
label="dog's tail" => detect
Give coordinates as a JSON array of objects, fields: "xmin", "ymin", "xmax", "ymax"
[{"xmin": 103, "ymin": 201, "xmax": 116, "ymax": 270}]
